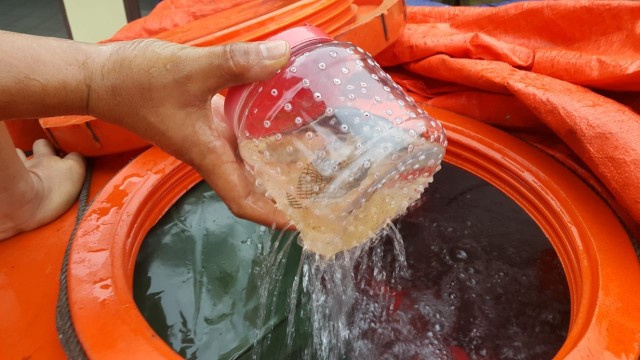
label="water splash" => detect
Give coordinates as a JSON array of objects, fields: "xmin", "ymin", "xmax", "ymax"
[{"xmin": 253, "ymin": 223, "xmax": 417, "ymax": 360}]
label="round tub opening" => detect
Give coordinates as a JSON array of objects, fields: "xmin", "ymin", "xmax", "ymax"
[{"xmin": 133, "ymin": 163, "xmax": 570, "ymax": 359}]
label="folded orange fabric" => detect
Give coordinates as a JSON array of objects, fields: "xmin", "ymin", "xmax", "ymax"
[{"xmin": 377, "ymin": 1, "xmax": 640, "ymax": 228}]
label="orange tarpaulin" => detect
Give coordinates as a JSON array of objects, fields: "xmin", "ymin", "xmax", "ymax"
[
  {"xmin": 111, "ymin": 0, "xmax": 640, "ymax": 231},
  {"xmin": 374, "ymin": 1, "xmax": 640, "ymax": 232},
  {"xmin": 110, "ymin": 0, "xmax": 255, "ymax": 41}
]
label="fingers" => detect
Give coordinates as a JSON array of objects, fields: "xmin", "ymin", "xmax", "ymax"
[
  {"xmin": 32, "ymin": 139, "xmax": 56, "ymax": 156},
  {"xmin": 169, "ymin": 97, "xmax": 288, "ymax": 229},
  {"xmin": 15, "ymin": 148, "xmax": 27, "ymax": 162},
  {"xmin": 207, "ymin": 40, "xmax": 290, "ymax": 90},
  {"xmin": 63, "ymin": 152, "xmax": 86, "ymax": 169},
  {"xmin": 198, "ymin": 150, "xmax": 290, "ymax": 229}
]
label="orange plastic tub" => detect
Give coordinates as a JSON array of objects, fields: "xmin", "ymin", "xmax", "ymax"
[{"xmin": 67, "ymin": 106, "xmax": 640, "ymax": 359}]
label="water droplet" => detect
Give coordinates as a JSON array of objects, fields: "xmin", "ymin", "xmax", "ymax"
[
  {"xmin": 348, "ymin": 93, "xmax": 355, "ymax": 100},
  {"xmin": 363, "ymin": 160, "xmax": 371, "ymax": 168},
  {"xmin": 371, "ymin": 74, "xmax": 379, "ymax": 80},
  {"xmin": 313, "ymin": 92, "xmax": 322, "ymax": 101},
  {"xmin": 286, "ymin": 146, "xmax": 293, "ymax": 153},
  {"xmin": 383, "ymin": 86, "xmax": 391, "ymax": 92},
  {"xmin": 318, "ymin": 62, "xmax": 326, "ymax": 70},
  {"xmin": 270, "ymin": 89, "xmax": 278, "ymax": 96},
  {"xmin": 398, "ymin": 99, "xmax": 405, "ymax": 106},
  {"xmin": 341, "ymin": 67, "xmax": 349, "ymax": 74},
  {"xmin": 305, "ymin": 132, "xmax": 314, "ymax": 139},
  {"xmin": 284, "ymin": 103, "xmax": 292, "ymax": 111},
  {"xmin": 455, "ymin": 249, "xmax": 468, "ymax": 261},
  {"xmin": 347, "ymin": 47, "xmax": 355, "ymax": 54},
  {"xmin": 385, "ymin": 109, "xmax": 393, "ymax": 115},
  {"xmin": 409, "ymin": 111, "xmax": 417, "ymax": 118},
  {"xmin": 329, "ymin": 50, "xmax": 337, "ymax": 58},
  {"xmin": 275, "ymin": 133, "xmax": 282, "ymax": 141},
  {"xmin": 263, "ymin": 120, "xmax": 271, "ymax": 128},
  {"xmin": 355, "ymin": 59, "xmax": 364, "ymax": 67},
  {"xmin": 367, "ymin": 58, "xmax": 376, "ymax": 66},
  {"xmin": 408, "ymin": 144, "xmax": 414, "ymax": 153},
  {"xmin": 360, "ymin": 82, "xmax": 367, "ymax": 88},
  {"xmin": 361, "ymin": 88, "xmax": 367, "ymax": 93},
  {"xmin": 374, "ymin": 96, "xmax": 381, "ymax": 103},
  {"xmin": 363, "ymin": 112, "xmax": 370, "ymax": 118},
  {"xmin": 295, "ymin": 117, "xmax": 303, "ymax": 125},
  {"xmin": 302, "ymin": 79, "xmax": 310, "ymax": 87},
  {"xmin": 289, "ymin": 66, "xmax": 297, "ymax": 73},
  {"xmin": 333, "ymin": 78, "xmax": 341, "ymax": 85},
  {"xmin": 325, "ymin": 107, "xmax": 334, "ymax": 115},
  {"xmin": 341, "ymin": 124, "xmax": 349, "ymax": 133}
]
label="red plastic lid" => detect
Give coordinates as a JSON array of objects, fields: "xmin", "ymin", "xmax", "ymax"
[{"xmin": 224, "ymin": 26, "xmax": 332, "ymax": 134}]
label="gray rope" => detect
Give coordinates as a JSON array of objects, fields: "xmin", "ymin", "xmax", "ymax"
[{"xmin": 56, "ymin": 161, "xmax": 93, "ymax": 360}]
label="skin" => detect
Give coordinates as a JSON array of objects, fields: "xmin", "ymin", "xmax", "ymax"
[{"xmin": 0, "ymin": 30, "xmax": 291, "ymax": 240}]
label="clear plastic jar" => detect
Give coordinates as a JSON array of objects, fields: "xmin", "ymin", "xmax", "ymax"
[{"xmin": 224, "ymin": 26, "xmax": 446, "ymax": 257}]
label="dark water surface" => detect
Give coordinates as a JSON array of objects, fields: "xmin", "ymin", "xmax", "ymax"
[{"xmin": 134, "ymin": 163, "xmax": 570, "ymax": 359}]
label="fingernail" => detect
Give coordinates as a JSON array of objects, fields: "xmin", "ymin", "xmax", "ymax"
[{"xmin": 260, "ymin": 40, "xmax": 289, "ymax": 61}]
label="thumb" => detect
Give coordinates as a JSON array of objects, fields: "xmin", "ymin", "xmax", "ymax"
[{"xmin": 208, "ymin": 40, "xmax": 290, "ymax": 90}]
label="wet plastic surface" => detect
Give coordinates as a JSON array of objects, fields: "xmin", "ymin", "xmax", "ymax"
[
  {"xmin": 0, "ymin": 152, "xmax": 138, "ymax": 359},
  {"xmin": 134, "ymin": 182, "xmax": 302, "ymax": 359},
  {"xmin": 134, "ymin": 163, "xmax": 569, "ymax": 359}
]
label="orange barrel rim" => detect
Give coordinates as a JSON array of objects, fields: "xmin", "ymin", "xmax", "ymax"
[{"xmin": 68, "ymin": 106, "xmax": 640, "ymax": 359}]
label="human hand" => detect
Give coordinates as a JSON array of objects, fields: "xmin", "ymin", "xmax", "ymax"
[
  {"xmin": 0, "ymin": 137, "xmax": 85, "ymax": 240},
  {"xmin": 87, "ymin": 39, "xmax": 291, "ymax": 228}
]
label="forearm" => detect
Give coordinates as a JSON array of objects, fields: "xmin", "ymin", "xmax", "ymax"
[{"xmin": 0, "ymin": 30, "xmax": 98, "ymax": 121}]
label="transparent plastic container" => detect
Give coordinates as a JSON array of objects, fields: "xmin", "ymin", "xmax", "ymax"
[{"xmin": 224, "ymin": 26, "xmax": 447, "ymax": 257}]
